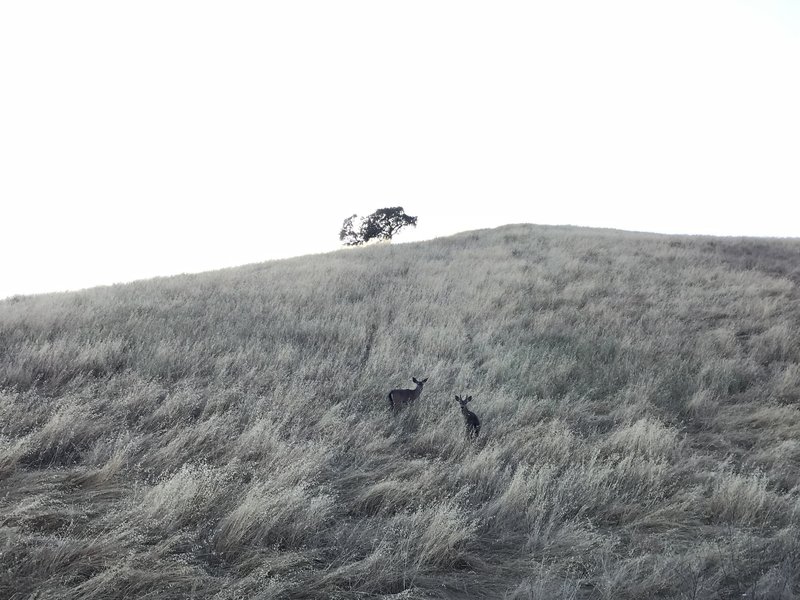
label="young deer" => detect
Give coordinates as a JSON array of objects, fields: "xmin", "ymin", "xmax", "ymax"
[
  {"xmin": 388, "ymin": 377, "xmax": 428, "ymax": 409},
  {"xmin": 455, "ymin": 395, "xmax": 481, "ymax": 438}
]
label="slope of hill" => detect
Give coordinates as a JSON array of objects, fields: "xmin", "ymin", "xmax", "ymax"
[{"xmin": 1, "ymin": 224, "xmax": 799, "ymax": 599}]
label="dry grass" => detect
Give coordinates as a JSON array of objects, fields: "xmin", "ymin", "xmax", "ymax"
[{"xmin": 1, "ymin": 223, "xmax": 800, "ymax": 599}]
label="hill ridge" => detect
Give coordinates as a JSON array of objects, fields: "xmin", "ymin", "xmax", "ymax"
[{"xmin": 1, "ymin": 224, "xmax": 799, "ymax": 598}]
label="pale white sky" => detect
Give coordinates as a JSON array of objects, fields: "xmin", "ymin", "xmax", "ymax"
[{"xmin": 1, "ymin": 0, "xmax": 799, "ymax": 299}]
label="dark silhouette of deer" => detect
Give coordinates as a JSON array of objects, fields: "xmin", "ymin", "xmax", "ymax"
[
  {"xmin": 388, "ymin": 377, "xmax": 428, "ymax": 409},
  {"xmin": 455, "ymin": 395, "xmax": 480, "ymax": 438}
]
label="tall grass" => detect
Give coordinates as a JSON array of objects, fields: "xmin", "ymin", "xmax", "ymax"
[{"xmin": 1, "ymin": 224, "xmax": 799, "ymax": 598}]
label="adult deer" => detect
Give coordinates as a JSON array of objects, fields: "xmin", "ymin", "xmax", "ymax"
[
  {"xmin": 388, "ymin": 377, "xmax": 428, "ymax": 409},
  {"xmin": 455, "ymin": 395, "xmax": 481, "ymax": 438}
]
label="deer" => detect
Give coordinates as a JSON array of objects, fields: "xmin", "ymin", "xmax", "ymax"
[
  {"xmin": 455, "ymin": 395, "xmax": 481, "ymax": 438},
  {"xmin": 388, "ymin": 377, "xmax": 428, "ymax": 410}
]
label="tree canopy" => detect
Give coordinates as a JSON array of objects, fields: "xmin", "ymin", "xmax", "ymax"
[{"xmin": 339, "ymin": 207, "xmax": 417, "ymax": 246}]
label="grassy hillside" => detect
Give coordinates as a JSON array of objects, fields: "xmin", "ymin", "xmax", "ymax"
[{"xmin": 1, "ymin": 224, "xmax": 800, "ymax": 599}]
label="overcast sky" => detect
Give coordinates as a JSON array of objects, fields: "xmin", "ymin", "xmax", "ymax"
[{"xmin": 1, "ymin": 0, "xmax": 798, "ymax": 299}]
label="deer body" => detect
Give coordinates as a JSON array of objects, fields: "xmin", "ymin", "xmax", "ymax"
[
  {"xmin": 456, "ymin": 395, "xmax": 480, "ymax": 438},
  {"xmin": 388, "ymin": 377, "xmax": 427, "ymax": 409}
]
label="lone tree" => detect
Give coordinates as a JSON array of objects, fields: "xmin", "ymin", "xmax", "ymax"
[{"xmin": 339, "ymin": 207, "xmax": 417, "ymax": 246}]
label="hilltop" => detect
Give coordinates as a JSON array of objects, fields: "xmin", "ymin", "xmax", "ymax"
[{"xmin": 1, "ymin": 224, "xmax": 799, "ymax": 599}]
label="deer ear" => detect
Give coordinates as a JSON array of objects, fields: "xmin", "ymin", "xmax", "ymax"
[
  {"xmin": 454, "ymin": 395, "xmax": 460, "ymax": 401},
  {"xmin": 421, "ymin": 378, "xmax": 428, "ymax": 383},
  {"xmin": 412, "ymin": 377, "xmax": 419, "ymax": 383},
  {"xmin": 465, "ymin": 396, "xmax": 472, "ymax": 403}
]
